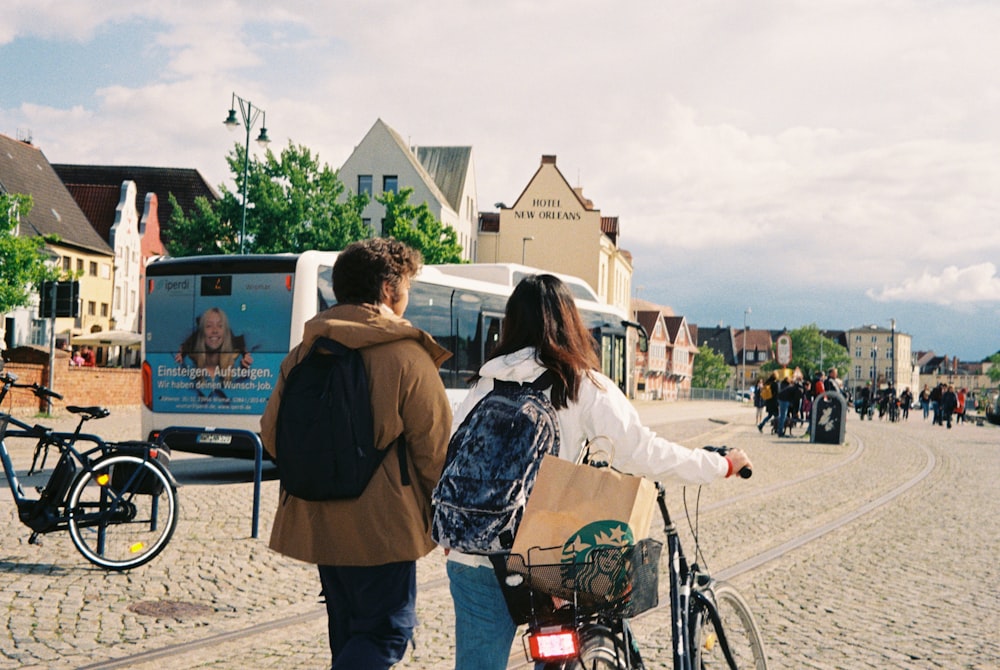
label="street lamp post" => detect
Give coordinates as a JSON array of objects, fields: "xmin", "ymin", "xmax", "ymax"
[
  {"xmin": 742, "ymin": 307, "xmax": 751, "ymax": 394},
  {"xmin": 872, "ymin": 345, "xmax": 879, "ymax": 389},
  {"xmin": 521, "ymin": 236, "xmax": 534, "ymax": 265},
  {"xmin": 890, "ymin": 318, "xmax": 896, "ymax": 390},
  {"xmin": 224, "ymin": 93, "xmax": 271, "ymax": 254}
]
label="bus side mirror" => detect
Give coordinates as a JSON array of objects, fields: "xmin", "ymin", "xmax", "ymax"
[{"xmin": 622, "ymin": 320, "xmax": 648, "ymax": 353}]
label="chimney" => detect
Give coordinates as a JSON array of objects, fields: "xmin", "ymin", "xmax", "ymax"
[{"xmin": 541, "ymin": 155, "xmax": 556, "ymax": 165}]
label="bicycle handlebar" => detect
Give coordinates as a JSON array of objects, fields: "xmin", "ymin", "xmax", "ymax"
[
  {"xmin": 704, "ymin": 445, "xmax": 752, "ymax": 479},
  {"xmin": 0, "ymin": 371, "xmax": 64, "ymax": 401}
]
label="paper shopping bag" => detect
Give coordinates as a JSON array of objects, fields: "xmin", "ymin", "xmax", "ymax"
[{"xmin": 511, "ymin": 454, "xmax": 657, "ymax": 567}]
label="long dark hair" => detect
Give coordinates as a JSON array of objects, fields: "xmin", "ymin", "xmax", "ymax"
[{"xmin": 483, "ymin": 274, "xmax": 600, "ymax": 409}]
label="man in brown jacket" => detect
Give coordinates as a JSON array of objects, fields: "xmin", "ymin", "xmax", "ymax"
[{"xmin": 260, "ymin": 238, "xmax": 452, "ymax": 669}]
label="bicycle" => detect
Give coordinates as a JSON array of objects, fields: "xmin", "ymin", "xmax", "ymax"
[
  {"xmin": 500, "ymin": 445, "xmax": 768, "ymax": 669},
  {"xmin": 0, "ymin": 364, "xmax": 178, "ymax": 570}
]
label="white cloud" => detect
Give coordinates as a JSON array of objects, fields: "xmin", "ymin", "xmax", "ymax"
[{"xmin": 867, "ymin": 263, "xmax": 1000, "ymax": 305}]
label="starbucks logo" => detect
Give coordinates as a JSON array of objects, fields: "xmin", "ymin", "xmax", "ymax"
[{"xmin": 561, "ymin": 521, "xmax": 635, "ymax": 601}]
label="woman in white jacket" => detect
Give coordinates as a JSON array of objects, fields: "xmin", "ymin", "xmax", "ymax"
[{"xmin": 445, "ymin": 274, "xmax": 752, "ymax": 670}]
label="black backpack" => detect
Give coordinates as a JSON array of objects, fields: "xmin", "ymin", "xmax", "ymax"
[
  {"xmin": 275, "ymin": 336, "xmax": 407, "ymax": 501},
  {"xmin": 431, "ymin": 373, "xmax": 560, "ymax": 554}
]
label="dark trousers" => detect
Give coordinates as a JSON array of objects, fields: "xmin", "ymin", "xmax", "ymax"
[{"xmin": 318, "ymin": 561, "xmax": 417, "ymax": 669}]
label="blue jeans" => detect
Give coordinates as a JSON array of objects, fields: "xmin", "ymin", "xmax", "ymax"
[
  {"xmin": 777, "ymin": 400, "xmax": 791, "ymax": 435},
  {"xmin": 448, "ymin": 560, "xmax": 516, "ymax": 670},
  {"xmin": 318, "ymin": 561, "xmax": 417, "ymax": 669}
]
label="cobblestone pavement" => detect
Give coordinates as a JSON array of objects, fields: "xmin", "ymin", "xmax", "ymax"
[{"xmin": 0, "ymin": 402, "xmax": 996, "ymax": 669}]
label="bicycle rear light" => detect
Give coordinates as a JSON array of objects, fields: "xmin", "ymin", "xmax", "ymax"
[{"xmin": 528, "ymin": 627, "xmax": 579, "ymax": 662}]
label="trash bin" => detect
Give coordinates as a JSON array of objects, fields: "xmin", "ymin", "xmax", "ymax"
[{"xmin": 811, "ymin": 391, "xmax": 847, "ymax": 444}]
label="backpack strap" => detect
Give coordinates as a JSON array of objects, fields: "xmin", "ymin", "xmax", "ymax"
[{"xmin": 494, "ymin": 370, "xmax": 555, "ymax": 394}]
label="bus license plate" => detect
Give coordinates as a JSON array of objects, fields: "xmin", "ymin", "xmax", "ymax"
[{"xmin": 197, "ymin": 432, "xmax": 232, "ymax": 445}]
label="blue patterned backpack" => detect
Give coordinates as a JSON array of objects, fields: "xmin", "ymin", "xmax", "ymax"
[{"xmin": 432, "ymin": 373, "xmax": 560, "ymax": 554}]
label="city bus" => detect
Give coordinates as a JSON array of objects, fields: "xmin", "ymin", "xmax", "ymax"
[{"xmin": 141, "ymin": 251, "xmax": 638, "ymax": 456}]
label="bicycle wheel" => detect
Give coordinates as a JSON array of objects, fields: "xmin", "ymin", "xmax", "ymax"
[
  {"xmin": 560, "ymin": 624, "xmax": 630, "ymax": 670},
  {"xmin": 66, "ymin": 453, "xmax": 178, "ymax": 570},
  {"xmin": 691, "ymin": 581, "xmax": 768, "ymax": 669}
]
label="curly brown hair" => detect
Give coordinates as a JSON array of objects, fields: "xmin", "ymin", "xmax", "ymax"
[{"xmin": 332, "ymin": 238, "xmax": 422, "ymax": 305}]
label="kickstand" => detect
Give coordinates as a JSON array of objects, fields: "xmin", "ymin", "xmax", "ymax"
[{"xmin": 28, "ymin": 532, "xmax": 42, "ymax": 546}]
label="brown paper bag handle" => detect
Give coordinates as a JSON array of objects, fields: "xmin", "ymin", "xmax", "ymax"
[{"xmin": 577, "ymin": 435, "xmax": 616, "ymax": 467}]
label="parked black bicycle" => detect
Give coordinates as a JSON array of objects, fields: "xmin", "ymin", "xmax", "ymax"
[
  {"xmin": 0, "ymin": 363, "xmax": 178, "ymax": 570},
  {"xmin": 501, "ymin": 445, "xmax": 767, "ymax": 669}
]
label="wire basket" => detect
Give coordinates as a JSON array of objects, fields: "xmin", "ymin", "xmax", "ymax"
[{"xmin": 500, "ymin": 538, "xmax": 662, "ymax": 623}]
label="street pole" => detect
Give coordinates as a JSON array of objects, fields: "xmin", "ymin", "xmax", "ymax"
[
  {"xmin": 224, "ymin": 93, "xmax": 270, "ymax": 255},
  {"xmin": 890, "ymin": 318, "xmax": 896, "ymax": 390},
  {"xmin": 742, "ymin": 307, "xmax": 751, "ymax": 394}
]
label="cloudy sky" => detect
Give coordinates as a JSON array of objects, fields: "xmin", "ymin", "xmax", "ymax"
[{"xmin": 3, "ymin": 1, "xmax": 999, "ymax": 362}]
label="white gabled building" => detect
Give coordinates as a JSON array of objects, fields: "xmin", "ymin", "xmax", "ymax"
[{"xmin": 339, "ymin": 119, "xmax": 479, "ymax": 261}]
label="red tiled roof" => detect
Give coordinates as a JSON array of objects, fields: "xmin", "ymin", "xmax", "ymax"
[{"xmin": 64, "ymin": 184, "xmax": 120, "ymax": 240}]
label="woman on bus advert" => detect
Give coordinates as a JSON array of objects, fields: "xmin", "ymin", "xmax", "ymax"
[{"xmin": 174, "ymin": 306, "xmax": 254, "ymax": 400}]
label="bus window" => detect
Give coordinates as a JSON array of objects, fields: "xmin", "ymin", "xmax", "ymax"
[{"xmin": 317, "ymin": 264, "xmax": 335, "ymax": 311}]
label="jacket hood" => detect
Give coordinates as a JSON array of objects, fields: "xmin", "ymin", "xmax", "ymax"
[
  {"xmin": 303, "ymin": 303, "xmax": 451, "ymax": 368},
  {"xmin": 478, "ymin": 347, "xmax": 545, "ymax": 383}
]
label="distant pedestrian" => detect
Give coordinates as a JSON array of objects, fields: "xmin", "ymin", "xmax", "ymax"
[
  {"xmin": 899, "ymin": 387, "xmax": 913, "ymax": 420},
  {"xmin": 825, "ymin": 367, "xmax": 843, "ymax": 396},
  {"xmin": 955, "ymin": 388, "xmax": 967, "ymax": 424},
  {"xmin": 777, "ymin": 378, "xmax": 804, "ymax": 437},
  {"xmin": 812, "ymin": 371, "xmax": 826, "ymax": 397},
  {"xmin": 753, "ymin": 379, "xmax": 765, "ymax": 424},
  {"xmin": 930, "ymin": 383, "xmax": 945, "ymax": 425},
  {"xmin": 757, "ymin": 373, "xmax": 780, "ymax": 434},
  {"xmin": 919, "ymin": 384, "xmax": 931, "ymax": 420},
  {"xmin": 801, "ymin": 380, "xmax": 813, "ymax": 435},
  {"xmin": 940, "ymin": 384, "xmax": 959, "ymax": 429}
]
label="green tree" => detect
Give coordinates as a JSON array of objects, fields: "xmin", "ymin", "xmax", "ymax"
[
  {"xmin": 988, "ymin": 353, "xmax": 1000, "ymax": 384},
  {"xmin": 0, "ymin": 193, "xmax": 59, "ymax": 313},
  {"xmin": 166, "ymin": 141, "xmax": 371, "ymax": 256},
  {"xmin": 761, "ymin": 324, "xmax": 851, "ymax": 379},
  {"xmin": 377, "ymin": 188, "xmax": 464, "ymax": 264},
  {"xmin": 693, "ymin": 346, "xmax": 731, "ymax": 389}
]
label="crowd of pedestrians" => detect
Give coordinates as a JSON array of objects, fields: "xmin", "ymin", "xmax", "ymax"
[
  {"xmin": 754, "ymin": 367, "xmax": 845, "ymax": 437},
  {"xmin": 918, "ymin": 382, "xmax": 973, "ymax": 428}
]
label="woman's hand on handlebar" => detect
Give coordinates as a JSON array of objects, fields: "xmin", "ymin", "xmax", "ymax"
[{"xmin": 725, "ymin": 448, "xmax": 752, "ymax": 479}]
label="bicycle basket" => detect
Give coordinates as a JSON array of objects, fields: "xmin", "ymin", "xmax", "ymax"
[
  {"xmin": 109, "ymin": 442, "xmax": 171, "ymax": 495},
  {"xmin": 500, "ymin": 538, "xmax": 662, "ymax": 623}
]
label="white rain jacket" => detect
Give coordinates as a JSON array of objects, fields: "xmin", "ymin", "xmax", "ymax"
[{"xmin": 452, "ymin": 347, "xmax": 729, "ymax": 483}]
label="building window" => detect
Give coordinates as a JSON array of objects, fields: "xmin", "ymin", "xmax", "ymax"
[
  {"xmin": 100, "ymin": 303, "xmax": 109, "ymax": 317},
  {"xmin": 87, "ymin": 301, "xmax": 96, "ymax": 316},
  {"xmin": 77, "ymin": 259, "xmax": 84, "ymax": 272},
  {"xmin": 115, "ymin": 287, "xmax": 122, "ymax": 310},
  {"xmin": 854, "ymin": 365, "xmax": 862, "ymax": 378},
  {"xmin": 62, "ymin": 256, "xmax": 71, "ymax": 272},
  {"xmin": 383, "ymin": 175, "xmax": 398, "ymax": 195},
  {"xmin": 89, "ymin": 261, "xmax": 98, "ymax": 276},
  {"xmin": 362, "ymin": 217, "xmax": 371, "ymax": 230},
  {"xmin": 358, "ymin": 175, "xmax": 373, "ymax": 196}
]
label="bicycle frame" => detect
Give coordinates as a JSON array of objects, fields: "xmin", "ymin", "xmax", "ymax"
[
  {"xmin": 0, "ymin": 412, "xmax": 112, "ymax": 532},
  {"xmin": 520, "ymin": 475, "xmax": 760, "ymax": 669},
  {"xmin": 660, "ymin": 486, "xmax": 743, "ymax": 670}
]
